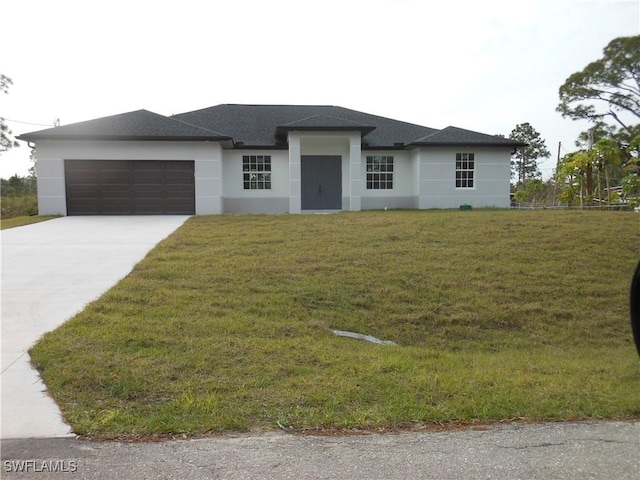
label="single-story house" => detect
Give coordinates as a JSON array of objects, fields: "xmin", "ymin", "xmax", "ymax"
[{"xmin": 18, "ymin": 104, "xmax": 525, "ymax": 215}]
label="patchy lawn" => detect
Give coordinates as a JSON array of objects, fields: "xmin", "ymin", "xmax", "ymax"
[
  {"xmin": 29, "ymin": 210, "xmax": 640, "ymax": 437},
  {"xmin": 0, "ymin": 215, "xmax": 59, "ymax": 230}
]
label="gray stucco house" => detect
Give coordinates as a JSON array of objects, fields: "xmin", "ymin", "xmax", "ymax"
[{"xmin": 18, "ymin": 104, "xmax": 524, "ymax": 215}]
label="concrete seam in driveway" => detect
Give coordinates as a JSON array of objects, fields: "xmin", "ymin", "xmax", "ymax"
[{"xmin": 1, "ymin": 216, "xmax": 190, "ymax": 439}]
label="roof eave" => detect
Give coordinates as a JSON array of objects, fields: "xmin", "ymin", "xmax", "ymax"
[
  {"xmin": 362, "ymin": 144, "xmax": 409, "ymax": 150},
  {"xmin": 275, "ymin": 126, "xmax": 377, "ymax": 136},
  {"xmin": 408, "ymin": 141, "xmax": 528, "ymax": 148},
  {"xmin": 16, "ymin": 134, "xmax": 233, "ymax": 142}
]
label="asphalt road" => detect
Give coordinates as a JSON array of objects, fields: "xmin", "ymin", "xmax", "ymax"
[{"xmin": 2, "ymin": 421, "xmax": 638, "ymax": 479}]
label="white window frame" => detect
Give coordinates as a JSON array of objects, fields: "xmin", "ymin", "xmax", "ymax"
[
  {"xmin": 243, "ymin": 155, "xmax": 272, "ymax": 190},
  {"xmin": 455, "ymin": 153, "xmax": 475, "ymax": 189},
  {"xmin": 366, "ymin": 155, "xmax": 394, "ymax": 190}
]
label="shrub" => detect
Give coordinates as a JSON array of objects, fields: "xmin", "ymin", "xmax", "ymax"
[{"xmin": 1, "ymin": 195, "xmax": 38, "ymax": 218}]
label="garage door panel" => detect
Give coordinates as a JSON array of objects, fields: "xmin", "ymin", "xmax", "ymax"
[
  {"xmin": 101, "ymin": 183, "xmax": 132, "ymax": 192},
  {"xmin": 101, "ymin": 175, "xmax": 130, "ymax": 183},
  {"xmin": 134, "ymin": 177, "xmax": 163, "ymax": 185},
  {"xmin": 68, "ymin": 185, "xmax": 99, "ymax": 195},
  {"xmin": 65, "ymin": 160, "xmax": 195, "ymax": 215},
  {"xmin": 166, "ymin": 176, "xmax": 195, "ymax": 184},
  {"xmin": 66, "ymin": 171, "xmax": 99, "ymax": 183},
  {"xmin": 133, "ymin": 191, "xmax": 163, "ymax": 200},
  {"xmin": 165, "ymin": 183, "xmax": 194, "ymax": 193}
]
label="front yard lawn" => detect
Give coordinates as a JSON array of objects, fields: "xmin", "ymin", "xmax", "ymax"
[{"xmin": 29, "ymin": 210, "xmax": 640, "ymax": 437}]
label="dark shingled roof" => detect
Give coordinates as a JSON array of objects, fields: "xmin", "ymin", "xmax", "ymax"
[
  {"xmin": 18, "ymin": 105, "xmax": 524, "ymax": 149},
  {"xmin": 172, "ymin": 104, "xmax": 437, "ymax": 148},
  {"xmin": 280, "ymin": 114, "xmax": 373, "ymax": 128},
  {"xmin": 275, "ymin": 114, "xmax": 376, "ymax": 137},
  {"xmin": 411, "ymin": 126, "xmax": 526, "ymax": 147},
  {"xmin": 17, "ymin": 109, "xmax": 230, "ymax": 141}
]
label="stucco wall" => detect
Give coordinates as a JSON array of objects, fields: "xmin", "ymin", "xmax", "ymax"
[
  {"xmin": 417, "ymin": 146, "xmax": 511, "ymax": 209},
  {"xmin": 360, "ymin": 150, "xmax": 418, "ymax": 210},
  {"xmin": 222, "ymin": 150, "xmax": 289, "ymax": 213}
]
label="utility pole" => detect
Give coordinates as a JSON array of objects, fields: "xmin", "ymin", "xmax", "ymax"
[{"xmin": 553, "ymin": 141, "xmax": 562, "ymax": 205}]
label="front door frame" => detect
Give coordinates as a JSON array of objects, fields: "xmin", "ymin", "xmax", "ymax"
[{"xmin": 300, "ymin": 155, "xmax": 342, "ymax": 210}]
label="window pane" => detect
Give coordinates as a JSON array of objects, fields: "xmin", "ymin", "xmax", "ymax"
[{"xmin": 366, "ymin": 158, "xmax": 393, "ymax": 189}]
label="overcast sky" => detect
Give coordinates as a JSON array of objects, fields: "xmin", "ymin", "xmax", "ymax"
[{"xmin": 2, "ymin": 0, "xmax": 638, "ymax": 179}]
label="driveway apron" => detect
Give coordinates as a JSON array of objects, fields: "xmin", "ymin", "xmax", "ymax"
[{"xmin": 1, "ymin": 216, "xmax": 190, "ymax": 439}]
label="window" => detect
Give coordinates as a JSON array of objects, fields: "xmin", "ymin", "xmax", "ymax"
[
  {"xmin": 455, "ymin": 153, "xmax": 474, "ymax": 188},
  {"xmin": 243, "ymin": 155, "xmax": 271, "ymax": 189},
  {"xmin": 366, "ymin": 155, "xmax": 394, "ymax": 189}
]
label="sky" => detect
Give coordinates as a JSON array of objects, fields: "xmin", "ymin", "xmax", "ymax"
[{"xmin": 1, "ymin": 0, "xmax": 639, "ymax": 180}]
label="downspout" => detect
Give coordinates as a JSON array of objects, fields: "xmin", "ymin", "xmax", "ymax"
[{"xmin": 27, "ymin": 141, "xmax": 37, "ymax": 175}]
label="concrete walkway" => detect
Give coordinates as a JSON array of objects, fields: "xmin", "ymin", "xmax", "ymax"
[{"xmin": 1, "ymin": 216, "xmax": 190, "ymax": 439}]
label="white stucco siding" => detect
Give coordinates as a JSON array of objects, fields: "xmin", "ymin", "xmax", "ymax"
[
  {"xmin": 418, "ymin": 147, "xmax": 511, "ymax": 209},
  {"xmin": 360, "ymin": 151, "xmax": 418, "ymax": 210},
  {"xmin": 35, "ymin": 153, "xmax": 67, "ymax": 216},
  {"xmin": 34, "ymin": 140, "xmax": 223, "ymax": 215},
  {"xmin": 222, "ymin": 150, "xmax": 290, "ymax": 213}
]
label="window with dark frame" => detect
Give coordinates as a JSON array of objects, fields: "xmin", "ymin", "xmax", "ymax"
[
  {"xmin": 366, "ymin": 155, "xmax": 394, "ymax": 189},
  {"xmin": 242, "ymin": 155, "xmax": 271, "ymax": 189},
  {"xmin": 455, "ymin": 153, "xmax": 474, "ymax": 188}
]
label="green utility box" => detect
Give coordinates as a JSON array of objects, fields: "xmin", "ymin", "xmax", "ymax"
[{"xmin": 459, "ymin": 204, "xmax": 472, "ymax": 211}]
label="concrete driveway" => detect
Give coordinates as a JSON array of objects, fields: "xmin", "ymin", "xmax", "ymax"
[{"xmin": 1, "ymin": 216, "xmax": 190, "ymax": 439}]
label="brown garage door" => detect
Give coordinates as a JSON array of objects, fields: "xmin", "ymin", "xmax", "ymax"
[{"xmin": 65, "ymin": 160, "xmax": 195, "ymax": 215}]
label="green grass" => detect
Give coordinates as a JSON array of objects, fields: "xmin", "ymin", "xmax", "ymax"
[
  {"xmin": 1, "ymin": 215, "xmax": 59, "ymax": 230},
  {"xmin": 29, "ymin": 210, "xmax": 640, "ymax": 437}
]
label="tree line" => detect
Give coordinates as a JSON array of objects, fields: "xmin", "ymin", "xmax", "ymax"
[
  {"xmin": 509, "ymin": 35, "xmax": 640, "ymax": 208},
  {"xmin": 1, "ymin": 174, "xmax": 36, "ymax": 197}
]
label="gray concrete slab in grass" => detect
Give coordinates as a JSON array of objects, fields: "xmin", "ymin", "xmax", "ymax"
[{"xmin": 1, "ymin": 216, "xmax": 190, "ymax": 439}]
